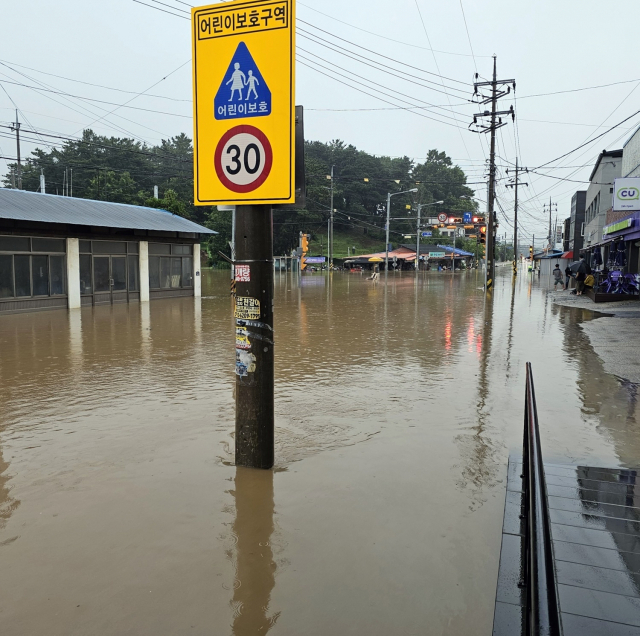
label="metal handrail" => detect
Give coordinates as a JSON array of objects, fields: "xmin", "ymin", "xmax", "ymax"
[{"xmin": 523, "ymin": 363, "xmax": 562, "ymax": 635}]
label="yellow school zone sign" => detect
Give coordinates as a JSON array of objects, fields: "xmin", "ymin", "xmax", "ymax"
[{"xmin": 191, "ymin": 0, "xmax": 295, "ymax": 205}]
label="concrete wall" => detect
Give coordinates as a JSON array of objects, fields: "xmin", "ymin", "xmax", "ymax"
[
  {"xmin": 623, "ymin": 125, "xmax": 640, "ymax": 177},
  {"xmin": 139, "ymin": 241, "xmax": 149, "ymax": 302},
  {"xmin": 584, "ymin": 157, "xmax": 622, "ymax": 246},
  {"xmin": 66, "ymin": 237, "xmax": 81, "ymax": 309},
  {"xmin": 194, "ymin": 243, "xmax": 201, "ymax": 298}
]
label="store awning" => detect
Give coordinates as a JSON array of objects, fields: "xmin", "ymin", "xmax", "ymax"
[{"xmin": 561, "ymin": 251, "xmax": 573, "ymax": 259}]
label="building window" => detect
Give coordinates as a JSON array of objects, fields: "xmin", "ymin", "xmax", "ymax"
[
  {"xmin": 78, "ymin": 241, "xmax": 139, "ymax": 297},
  {"xmin": 148, "ymin": 243, "xmax": 194, "ymax": 290},
  {"xmin": 0, "ymin": 255, "xmax": 12, "ymax": 298},
  {"xmin": 0, "ymin": 236, "xmax": 67, "ymax": 300},
  {"xmin": 80, "ymin": 254, "xmax": 92, "ymax": 294}
]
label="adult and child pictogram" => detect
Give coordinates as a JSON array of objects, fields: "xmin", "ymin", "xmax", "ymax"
[{"xmin": 215, "ymin": 42, "xmax": 272, "ymax": 120}]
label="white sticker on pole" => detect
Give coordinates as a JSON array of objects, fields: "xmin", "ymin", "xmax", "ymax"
[{"xmin": 215, "ymin": 125, "xmax": 273, "ymax": 193}]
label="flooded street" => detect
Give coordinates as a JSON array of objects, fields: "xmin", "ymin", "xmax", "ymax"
[{"xmin": 1, "ymin": 268, "xmax": 639, "ymax": 635}]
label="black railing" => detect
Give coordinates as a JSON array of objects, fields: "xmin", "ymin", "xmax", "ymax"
[{"xmin": 522, "ymin": 363, "xmax": 562, "ymax": 635}]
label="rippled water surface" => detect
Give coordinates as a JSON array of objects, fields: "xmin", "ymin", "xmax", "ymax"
[{"xmin": 1, "ymin": 268, "xmax": 638, "ymax": 635}]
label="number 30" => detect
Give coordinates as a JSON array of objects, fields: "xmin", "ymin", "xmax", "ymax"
[{"xmin": 225, "ymin": 143, "xmax": 261, "ymax": 176}]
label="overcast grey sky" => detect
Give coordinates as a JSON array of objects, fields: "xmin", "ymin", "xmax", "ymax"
[{"xmin": 1, "ymin": 0, "xmax": 639, "ymax": 241}]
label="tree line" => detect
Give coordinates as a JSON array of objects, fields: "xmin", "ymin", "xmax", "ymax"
[{"xmin": 3, "ymin": 131, "xmax": 478, "ymax": 261}]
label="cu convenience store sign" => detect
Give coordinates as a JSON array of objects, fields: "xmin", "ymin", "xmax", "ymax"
[{"xmin": 613, "ymin": 178, "xmax": 640, "ymax": 212}]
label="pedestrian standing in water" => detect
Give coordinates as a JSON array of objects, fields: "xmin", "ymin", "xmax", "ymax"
[
  {"xmin": 552, "ymin": 263, "xmax": 564, "ymax": 291},
  {"xmin": 575, "ymin": 257, "xmax": 588, "ymax": 296}
]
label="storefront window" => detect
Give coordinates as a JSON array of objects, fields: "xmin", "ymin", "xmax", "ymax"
[
  {"xmin": 0, "ymin": 255, "xmax": 12, "ymax": 298},
  {"xmin": 149, "ymin": 256, "xmax": 160, "ymax": 289},
  {"xmin": 148, "ymin": 244, "xmax": 194, "ymax": 290},
  {"xmin": 32, "ymin": 256, "xmax": 49, "ymax": 296},
  {"xmin": 0, "ymin": 236, "xmax": 67, "ymax": 301},
  {"xmin": 49, "ymin": 256, "xmax": 65, "ymax": 295},
  {"xmin": 128, "ymin": 256, "xmax": 139, "ymax": 292},
  {"xmin": 14, "ymin": 255, "xmax": 31, "ymax": 297},
  {"xmin": 80, "ymin": 254, "xmax": 92, "ymax": 294}
]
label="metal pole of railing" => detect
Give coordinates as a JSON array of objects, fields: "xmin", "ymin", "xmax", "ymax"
[{"xmin": 523, "ymin": 362, "xmax": 561, "ymax": 635}]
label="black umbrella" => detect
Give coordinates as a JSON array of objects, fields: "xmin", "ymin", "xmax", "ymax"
[
  {"xmin": 570, "ymin": 260, "xmax": 586, "ymax": 273},
  {"xmin": 615, "ymin": 240, "xmax": 627, "ymax": 266}
]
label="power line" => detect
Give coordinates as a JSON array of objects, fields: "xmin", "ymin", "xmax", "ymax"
[
  {"xmin": 297, "ymin": 50, "xmax": 468, "ymax": 122},
  {"xmin": 297, "ymin": 59, "xmax": 469, "ymax": 130},
  {"xmin": 534, "ymin": 108, "xmax": 640, "ymax": 170},
  {"xmin": 0, "ymin": 59, "xmax": 192, "ymax": 103},
  {"xmin": 296, "ymin": 21, "xmax": 471, "ymax": 88},
  {"xmin": 298, "ymin": 2, "xmax": 490, "ymax": 58},
  {"xmin": 132, "ymin": 0, "xmax": 189, "ymax": 19},
  {"xmin": 71, "ymin": 60, "xmax": 191, "ymax": 136},
  {"xmin": 0, "ymin": 77, "xmax": 191, "ymax": 119}
]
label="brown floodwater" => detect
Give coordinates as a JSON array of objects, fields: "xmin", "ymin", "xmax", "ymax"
[{"xmin": 1, "ymin": 268, "xmax": 638, "ymax": 635}]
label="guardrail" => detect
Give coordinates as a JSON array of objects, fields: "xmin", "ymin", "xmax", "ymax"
[{"xmin": 522, "ymin": 363, "xmax": 562, "ymax": 635}]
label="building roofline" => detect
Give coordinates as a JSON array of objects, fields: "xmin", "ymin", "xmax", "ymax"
[{"xmin": 588, "ymin": 149, "xmax": 623, "ymax": 183}]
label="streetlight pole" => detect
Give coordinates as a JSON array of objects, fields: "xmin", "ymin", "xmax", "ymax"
[
  {"xmin": 415, "ymin": 200, "xmax": 443, "ymax": 277},
  {"xmin": 385, "ymin": 188, "xmax": 418, "ymax": 278}
]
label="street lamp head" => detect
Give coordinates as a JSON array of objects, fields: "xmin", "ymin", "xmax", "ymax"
[
  {"xmin": 410, "ymin": 188, "xmax": 418, "ymax": 193},
  {"xmin": 435, "ymin": 200, "xmax": 444, "ymax": 204}
]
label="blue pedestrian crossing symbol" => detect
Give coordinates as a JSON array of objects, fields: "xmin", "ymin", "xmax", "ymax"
[{"xmin": 214, "ymin": 42, "xmax": 271, "ymax": 121}]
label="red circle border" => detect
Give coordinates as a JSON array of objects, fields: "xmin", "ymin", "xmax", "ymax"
[{"xmin": 214, "ymin": 125, "xmax": 273, "ymax": 194}]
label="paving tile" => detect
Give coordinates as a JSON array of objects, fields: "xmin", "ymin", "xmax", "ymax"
[
  {"xmin": 554, "ymin": 540, "xmax": 640, "ymax": 574},
  {"xmin": 492, "ymin": 601, "xmax": 524, "ymax": 636},
  {"xmin": 551, "ymin": 522, "xmax": 640, "ymax": 551},
  {"xmin": 561, "ymin": 613, "xmax": 640, "ymax": 635},
  {"xmin": 550, "ymin": 509, "xmax": 640, "ymax": 534},
  {"xmin": 548, "ymin": 484, "xmax": 638, "ymax": 508},
  {"xmin": 556, "ymin": 561, "xmax": 640, "ymax": 598},
  {"xmin": 495, "ymin": 533, "xmax": 526, "ymax": 606},
  {"xmin": 548, "ymin": 496, "xmax": 640, "ymax": 522},
  {"xmin": 559, "ymin": 584, "xmax": 640, "ymax": 627},
  {"xmin": 503, "ymin": 490, "xmax": 525, "ymax": 536}
]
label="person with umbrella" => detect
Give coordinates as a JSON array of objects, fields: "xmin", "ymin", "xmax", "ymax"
[{"xmin": 571, "ymin": 257, "xmax": 588, "ymax": 296}]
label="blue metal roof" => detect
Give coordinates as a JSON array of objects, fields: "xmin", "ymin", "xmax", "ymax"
[
  {"xmin": 0, "ymin": 188, "xmax": 215, "ymax": 234},
  {"xmin": 437, "ymin": 244, "xmax": 474, "ymax": 256}
]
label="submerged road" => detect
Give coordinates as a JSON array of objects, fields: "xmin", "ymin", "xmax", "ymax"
[{"xmin": 0, "ymin": 267, "xmax": 638, "ymax": 635}]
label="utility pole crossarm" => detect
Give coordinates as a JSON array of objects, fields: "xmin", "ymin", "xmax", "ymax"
[{"xmin": 474, "ymin": 79, "xmax": 515, "ymax": 87}]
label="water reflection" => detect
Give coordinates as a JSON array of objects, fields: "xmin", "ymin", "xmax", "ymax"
[
  {"xmin": 455, "ymin": 294, "xmax": 501, "ymax": 508},
  {"xmin": 0, "ymin": 447, "xmax": 19, "ymax": 534},
  {"xmin": 230, "ymin": 467, "xmax": 279, "ymax": 635}
]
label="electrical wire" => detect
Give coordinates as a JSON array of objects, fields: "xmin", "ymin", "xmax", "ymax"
[
  {"xmin": 297, "ymin": 51, "xmax": 468, "ymax": 123},
  {"xmin": 297, "ymin": 20, "xmax": 471, "ymax": 87}
]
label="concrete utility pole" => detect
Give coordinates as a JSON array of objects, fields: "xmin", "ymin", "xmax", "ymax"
[
  {"xmin": 39, "ymin": 169, "xmax": 45, "ymax": 194},
  {"xmin": 506, "ymin": 158, "xmax": 528, "ymax": 276},
  {"xmin": 416, "ymin": 204, "xmax": 423, "ymax": 275},
  {"xmin": 543, "ymin": 197, "xmax": 557, "ymax": 251},
  {"xmin": 471, "ymin": 57, "xmax": 515, "ymax": 293},
  {"xmin": 329, "ymin": 165, "xmax": 334, "ymax": 269},
  {"xmin": 10, "ymin": 110, "xmax": 22, "ymax": 190},
  {"xmin": 234, "ymin": 205, "xmax": 274, "ymax": 470}
]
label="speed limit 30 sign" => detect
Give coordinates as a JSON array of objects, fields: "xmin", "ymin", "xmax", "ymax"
[
  {"xmin": 192, "ymin": 0, "xmax": 295, "ymax": 205},
  {"xmin": 215, "ymin": 126, "xmax": 273, "ymax": 193}
]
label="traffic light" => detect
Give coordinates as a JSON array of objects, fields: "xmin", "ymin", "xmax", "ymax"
[
  {"xmin": 479, "ymin": 226, "xmax": 487, "ymax": 245},
  {"xmin": 529, "ymin": 245, "xmax": 533, "ymax": 260},
  {"xmin": 300, "ymin": 233, "xmax": 310, "ymax": 270}
]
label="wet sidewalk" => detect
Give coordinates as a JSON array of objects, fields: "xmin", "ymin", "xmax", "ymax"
[
  {"xmin": 495, "ymin": 458, "xmax": 640, "ymax": 635},
  {"xmin": 553, "ymin": 291, "xmax": 640, "ymax": 383}
]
